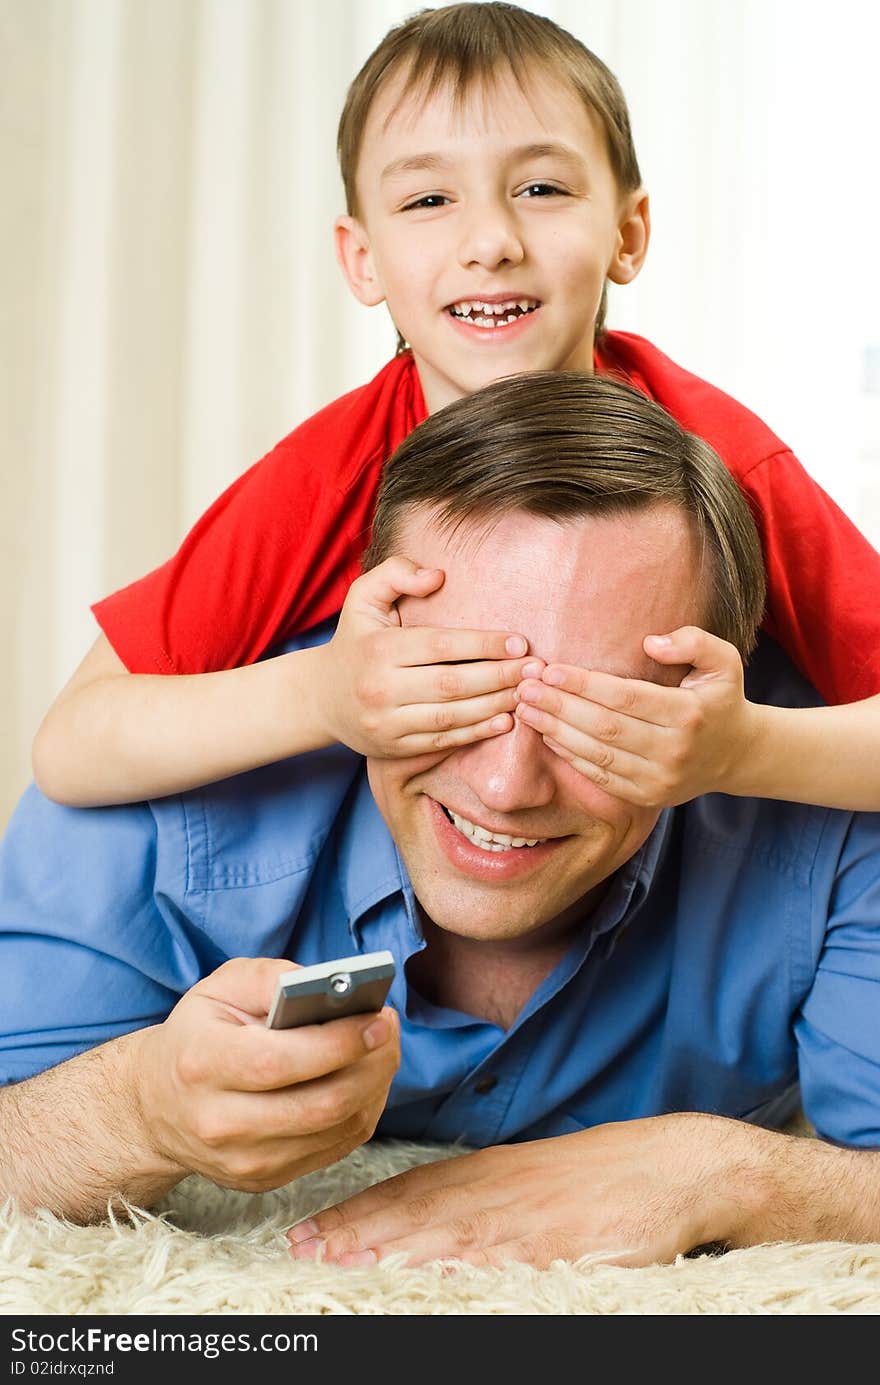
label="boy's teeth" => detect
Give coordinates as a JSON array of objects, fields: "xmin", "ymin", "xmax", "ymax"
[
  {"xmin": 446, "ymin": 807, "xmax": 545, "ymax": 851},
  {"xmin": 449, "ymin": 298, "xmax": 538, "ymax": 329}
]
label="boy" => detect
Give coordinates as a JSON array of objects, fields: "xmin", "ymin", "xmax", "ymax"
[{"xmin": 31, "ymin": 2, "xmax": 880, "ymax": 812}]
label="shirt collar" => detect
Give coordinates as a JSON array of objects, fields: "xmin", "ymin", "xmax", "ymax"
[
  {"xmin": 335, "ymin": 771, "xmax": 422, "ymax": 948},
  {"xmin": 626, "ymin": 806, "xmax": 675, "ymax": 904},
  {"xmin": 587, "ymin": 808, "xmax": 675, "ymax": 958}
]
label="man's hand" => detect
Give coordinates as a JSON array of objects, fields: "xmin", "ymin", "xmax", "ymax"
[
  {"xmin": 314, "ymin": 558, "xmax": 543, "ymax": 757},
  {"xmin": 131, "ymin": 958, "xmax": 400, "ymax": 1193},
  {"xmin": 286, "ymin": 1113, "xmax": 771, "ymax": 1269},
  {"xmin": 514, "ymin": 626, "xmax": 761, "ymax": 807}
]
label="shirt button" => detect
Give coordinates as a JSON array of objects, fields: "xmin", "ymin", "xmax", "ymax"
[{"xmin": 473, "ymin": 1075, "xmax": 498, "ymax": 1095}]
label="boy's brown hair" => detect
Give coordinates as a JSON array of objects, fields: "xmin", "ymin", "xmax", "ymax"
[
  {"xmin": 365, "ymin": 372, "xmax": 767, "ymax": 660},
  {"xmin": 337, "ymin": 2, "xmax": 642, "ymax": 343}
]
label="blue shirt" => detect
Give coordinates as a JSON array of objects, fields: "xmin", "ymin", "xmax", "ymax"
[{"xmin": 2, "ymin": 626, "xmax": 880, "ymax": 1149}]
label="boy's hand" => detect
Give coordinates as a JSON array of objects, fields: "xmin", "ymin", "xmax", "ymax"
[
  {"xmin": 514, "ymin": 626, "xmax": 760, "ymax": 807},
  {"xmin": 131, "ymin": 958, "xmax": 400, "ymax": 1193},
  {"xmin": 317, "ymin": 558, "xmax": 542, "ymax": 757}
]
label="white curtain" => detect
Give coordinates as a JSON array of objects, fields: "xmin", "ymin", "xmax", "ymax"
[{"xmin": 3, "ymin": 0, "xmax": 879, "ymax": 827}]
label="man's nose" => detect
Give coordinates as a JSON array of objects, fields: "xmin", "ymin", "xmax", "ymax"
[
  {"xmin": 456, "ymin": 196, "xmax": 525, "ymax": 271},
  {"xmin": 460, "ymin": 718, "xmax": 556, "ymax": 816}
]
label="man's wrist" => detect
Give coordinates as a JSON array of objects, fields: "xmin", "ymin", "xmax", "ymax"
[
  {"xmin": 672, "ymin": 1113, "xmax": 784, "ymax": 1249},
  {"xmin": 679, "ymin": 1113, "xmax": 861, "ymax": 1250},
  {"xmin": 121, "ymin": 1026, "xmax": 187, "ymax": 1184}
]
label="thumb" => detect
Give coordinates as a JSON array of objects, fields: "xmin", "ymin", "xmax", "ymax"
[
  {"xmin": 194, "ymin": 956, "xmax": 301, "ymax": 1024},
  {"xmin": 643, "ymin": 626, "xmax": 743, "ymax": 688},
  {"xmin": 351, "ymin": 557, "xmax": 445, "ymax": 623}
]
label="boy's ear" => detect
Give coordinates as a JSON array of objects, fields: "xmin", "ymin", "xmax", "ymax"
[
  {"xmin": 607, "ymin": 191, "xmax": 651, "ymax": 285},
  {"xmin": 335, "ymin": 215, "xmax": 386, "ymax": 307}
]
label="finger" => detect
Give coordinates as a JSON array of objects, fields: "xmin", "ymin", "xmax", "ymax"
[
  {"xmin": 397, "ymin": 712, "xmax": 514, "ymax": 754},
  {"xmin": 286, "ymin": 1146, "xmax": 482, "ymax": 1246},
  {"xmin": 291, "ymin": 1179, "xmax": 514, "ymax": 1266},
  {"xmin": 330, "ymin": 1203, "xmax": 517, "ymax": 1267},
  {"xmin": 207, "ymin": 1003, "xmax": 398, "ymax": 1093},
  {"xmin": 197, "ymin": 1109, "xmax": 376, "ymax": 1192},
  {"xmin": 643, "ymin": 626, "xmax": 742, "ymax": 686},
  {"xmin": 395, "ymin": 627, "xmax": 529, "ymax": 666},
  {"xmin": 515, "ymin": 683, "xmax": 671, "ymax": 759},
  {"xmin": 540, "ymin": 734, "xmax": 649, "ymax": 803},
  {"xmin": 397, "ymin": 656, "xmax": 544, "ymax": 704},
  {"xmin": 534, "ymin": 667, "xmax": 683, "ymax": 729},
  {"xmin": 265, "ymin": 1040, "xmax": 399, "ymax": 1135},
  {"xmin": 207, "ymin": 1038, "xmax": 398, "ymax": 1137},
  {"xmin": 351, "ymin": 558, "xmax": 446, "ymax": 621},
  {"xmin": 192, "ymin": 956, "xmax": 301, "ymax": 1019},
  {"xmin": 397, "ymin": 687, "xmax": 521, "ymax": 732}
]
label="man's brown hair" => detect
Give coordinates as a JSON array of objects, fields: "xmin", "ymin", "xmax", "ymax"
[
  {"xmin": 337, "ymin": 2, "xmax": 642, "ymax": 343},
  {"xmin": 364, "ymin": 372, "xmax": 767, "ymax": 659}
]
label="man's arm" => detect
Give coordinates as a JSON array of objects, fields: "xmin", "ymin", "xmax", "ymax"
[
  {"xmin": 0, "ymin": 958, "xmax": 399, "ymax": 1224},
  {"xmin": 289, "ymin": 801, "xmax": 880, "ymax": 1270},
  {"xmin": 285, "ymin": 1114, "xmax": 878, "ymax": 1269},
  {"xmin": 0, "ymin": 1031, "xmax": 180, "ymax": 1222}
]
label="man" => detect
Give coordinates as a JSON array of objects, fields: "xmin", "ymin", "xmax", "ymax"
[{"xmin": 2, "ymin": 373, "xmax": 879, "ymax": 1269}]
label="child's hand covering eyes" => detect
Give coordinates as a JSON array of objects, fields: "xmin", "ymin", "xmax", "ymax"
[
  {"xmin": 514, "ymin": 626, "xmax": 760, "ymax": 807},
  {"xmin": 315, "ymin": 557, "xmax": 543, "ymax": 758}
]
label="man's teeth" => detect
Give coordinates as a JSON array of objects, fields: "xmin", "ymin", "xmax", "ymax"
[
  {"xmin": 449, "ymin": 299, "xmax": 538, "ymax": 328},
  {"xmin": 446, "ymin": 807, "xmax": 546, "ymax": 851}
]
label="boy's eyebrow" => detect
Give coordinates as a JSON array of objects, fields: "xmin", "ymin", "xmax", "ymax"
[
  {"xmin": 381, "ymin": 152, "xmax": 454, "ymax": 181},
  {"xmin": 380, "ymin": 142, "xmax": 588, "ymax": 183}
]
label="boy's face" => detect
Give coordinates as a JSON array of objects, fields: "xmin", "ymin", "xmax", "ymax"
[{"xmin": 336, "ymin": 64, "xmax": 648, "ymax": 412}]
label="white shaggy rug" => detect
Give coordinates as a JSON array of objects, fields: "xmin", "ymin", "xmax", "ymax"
[{"xmin": 3, "ymin": 1129, "xmax": 880, "ymax": 1316}]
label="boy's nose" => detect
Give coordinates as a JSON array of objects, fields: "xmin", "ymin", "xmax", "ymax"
[
  {"xmin": 460, "ymin": 718, "xmax": 555, "ymax": 816},
  {"xmin": 457, "ymin": 201, "xmax": 525, "ymax": 271}
]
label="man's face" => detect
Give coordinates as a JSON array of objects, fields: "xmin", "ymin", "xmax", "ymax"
[
  {"xmin": 367, "ymin": 504, "xmax": 703, "ymax": 946},
  {"xmin": 338, "ymin": 65, "xmax": 648, "ymax": 412}
]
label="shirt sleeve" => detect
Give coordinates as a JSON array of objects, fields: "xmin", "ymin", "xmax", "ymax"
[
  {"xmin": 0, "ymin": 785, "xmax": 219, "ymax": 1084},
  {"xmin": 795, "ymin": 809, "xmax": 880, "ymax": 1146},
  {"xmin": 91, "ymin": 431, "xmax": 369, "ymax": 676},
  {"xmin": 743, "ymin": 450, "xmax": 880, "ymax": 705},
  {"xmin": 90, "ymin": 354, "xmax": 424, "ymax": 676},
  {"xmin": 595, "ymin": 334, "xmax": 880, "ymax": 706}
]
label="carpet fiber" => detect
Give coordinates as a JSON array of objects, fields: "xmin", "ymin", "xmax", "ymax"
[{"xmin": 3, "ymin": 1135, "xmax": 880, "ymax": 1315}]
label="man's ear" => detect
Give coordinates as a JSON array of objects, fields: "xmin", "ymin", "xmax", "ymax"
[
  {"xmin": 335, "ymin": 215, "xmax": 386, "ymax": 307},
  {"xmin": 607, "ymin": 190, "xmax": 650, "ymax": 286}
]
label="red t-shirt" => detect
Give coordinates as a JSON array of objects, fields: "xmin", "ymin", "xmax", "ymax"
[{"xmin": 92, "ymin": 332, "xmax": 880, "ymax": 704}]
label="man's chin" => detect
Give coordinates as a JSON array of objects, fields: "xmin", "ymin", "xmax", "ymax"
[
  {"xmin": 410, "ymin": 885, "xmax": 552, "ymax": 944},
  {"xmin": 406, "ymin": 852, "xmax": 586, "ymax": 944}
]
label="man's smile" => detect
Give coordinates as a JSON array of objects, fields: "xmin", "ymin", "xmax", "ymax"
[
  {"xmin": 427, "ymin": 795, "xmax": 564, "ymax": 881},
  {"xmin": 443, "ymin": 802, "xmax": 548, "ymax": 849}
]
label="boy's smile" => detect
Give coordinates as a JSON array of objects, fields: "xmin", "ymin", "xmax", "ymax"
[{"xmin": 336, "ymin": 64, "xmax": 649, "ymax": 412}]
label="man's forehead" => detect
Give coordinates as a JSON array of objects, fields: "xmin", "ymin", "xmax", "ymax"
[{"xmin": 395, "ymin": 506, "xmax": 703, "ymax": 678}]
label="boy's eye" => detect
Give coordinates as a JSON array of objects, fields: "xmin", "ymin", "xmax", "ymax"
[
  {"xmin": 518, "ymin": 182, "xmax": 568, "ymax": 198},
  {"xmin": 402, "ymin": 194, "xmax": 451, "ymax": 211}
]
